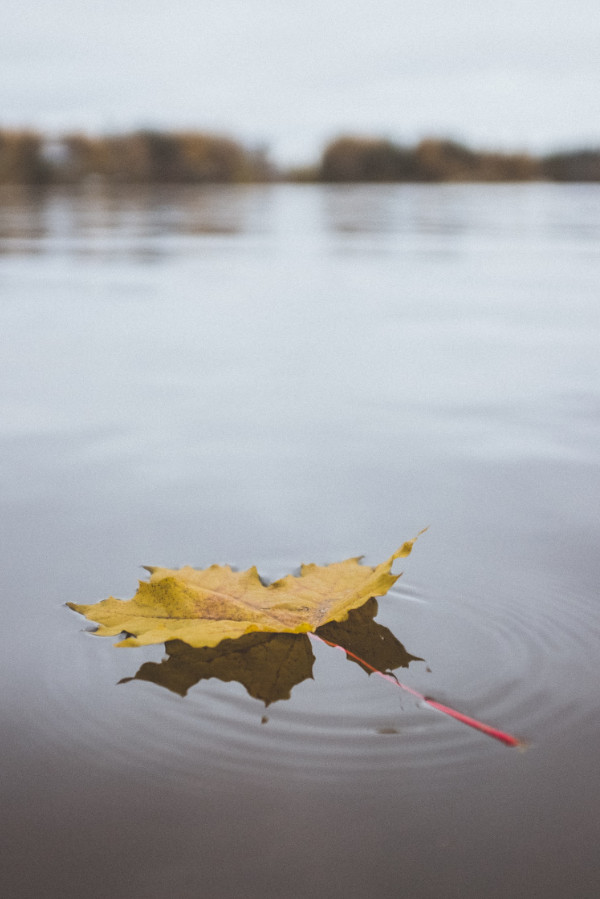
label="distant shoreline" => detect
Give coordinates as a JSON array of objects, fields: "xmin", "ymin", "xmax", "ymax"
[{"xmin": 1, "ymin": 127, "xmax": 599, "ymax": 184}]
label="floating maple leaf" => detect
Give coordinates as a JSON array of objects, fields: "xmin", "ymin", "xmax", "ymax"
[
  {"xmin": 67, "ymin": 532, "xmax": 524, "ymax": 747},
  {"xmin": 67, "ymin": 534, "xmax": 423, "ymax": 650}
]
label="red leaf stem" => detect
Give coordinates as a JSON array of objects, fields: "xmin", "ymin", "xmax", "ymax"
[{"xmin": 309, "ymin": 632, "xmax": 522, "ymax": 748}]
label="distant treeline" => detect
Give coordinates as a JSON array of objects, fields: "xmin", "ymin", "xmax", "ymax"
[
  {"xmin": 294, "ymin": 136, "xmax": 600, "ymax": 183},
  {"xmin": 2, "ymin": 127, "xmax": 600, "ymax": 184},
  {"xmin": 0, "ymin": 129, "xmax": 272, "ymax": 185}
]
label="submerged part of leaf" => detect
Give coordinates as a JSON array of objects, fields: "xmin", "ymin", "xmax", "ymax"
[
  {"xmin": 120, "ymin": 596, "xmax": 422, "ymax": 704},
  {"xmin": 317, "ymin": 597, "xmax": 423, "ymax": 674},
  {"xmin": 120, "ymin": 632, "xmax": 315, "ymax": 704},
  {"xmin": 67, "ymin": 532, "xmax": 424, "ymax": 649}
]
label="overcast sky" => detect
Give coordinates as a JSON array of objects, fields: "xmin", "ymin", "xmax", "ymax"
[{"xmin": 2, "ymin": 0, "xmax": 599, "ymax": 163}]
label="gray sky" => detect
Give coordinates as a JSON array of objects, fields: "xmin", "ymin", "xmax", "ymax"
[{"xmin": 2, "ymin": 0, "xmax": 599, "ymax": 163}]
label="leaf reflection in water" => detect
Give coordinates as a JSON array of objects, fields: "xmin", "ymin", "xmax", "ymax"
[{"xmin": 120, "ymin": 597, "xmax": 421, "ymax": 705}]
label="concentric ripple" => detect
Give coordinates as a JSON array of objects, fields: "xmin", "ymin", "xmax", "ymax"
[{"xmin": 30, "ymin": 571, "xmax": 600, "ymax": 790}]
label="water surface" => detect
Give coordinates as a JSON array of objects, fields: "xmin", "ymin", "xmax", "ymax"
[{"xmin": 1, "ymin": 183, "xmax": 599, "ymax": 898}]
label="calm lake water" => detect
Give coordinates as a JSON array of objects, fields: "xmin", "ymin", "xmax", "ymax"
[{"xmin": 1, "ymin": 183, "xmax": 599, "ymax": 898}]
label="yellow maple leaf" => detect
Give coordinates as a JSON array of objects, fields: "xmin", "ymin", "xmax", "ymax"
[{"xmin": 67, "ymin": 532, "xmax": 424, "ymax": 649}]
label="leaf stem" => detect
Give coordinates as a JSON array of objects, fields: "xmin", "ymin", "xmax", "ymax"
[{"xmin": 309, "ymin": 632, "xmax": 523, "ymax": 748}]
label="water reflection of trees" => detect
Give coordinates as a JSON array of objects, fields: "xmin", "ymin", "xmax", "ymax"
[
  {"xmin": 120, "ymin": 597, "xmax": 422, "ymax": 705},
  {"xmin": 0, "ymin": 184, "xmax": 255, "ymax": 256}
]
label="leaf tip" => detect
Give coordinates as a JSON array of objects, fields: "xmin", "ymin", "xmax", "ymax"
[
  {"xmin": 392, "ymin": 527, "xmax": 428, "ymax": 561},
  {"xmin": 66, "ymin": 601, "xmax": 85, "ymax": 615}
]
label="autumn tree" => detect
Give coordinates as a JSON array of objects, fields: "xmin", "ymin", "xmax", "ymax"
[
  {"xmin": 320, "ymin": 136, "xmax": 419, "ymax": 182},
  {"xmin": 55, "ymin": 130, "xmax": 272, "ymax": 184},
  {"xmin": 0, "ymin": 129, "xmax": 51, "ymax": 184},
  {"xmin": 542, "ymin": 150, "xmax": 600, "ymax": 182}
]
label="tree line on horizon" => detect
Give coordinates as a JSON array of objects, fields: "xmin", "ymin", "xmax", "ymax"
[{"xmin": 1, "ymin": 127, "xmax": 599, "ymax": 185}]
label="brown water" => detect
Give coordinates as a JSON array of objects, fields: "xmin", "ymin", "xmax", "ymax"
[{"xmin": 1, "ymin": 183, "xmax": 600, "ymax": 898}]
